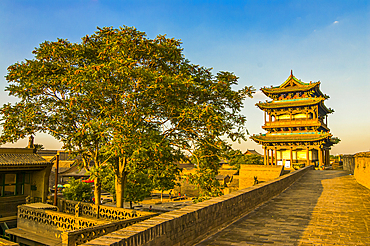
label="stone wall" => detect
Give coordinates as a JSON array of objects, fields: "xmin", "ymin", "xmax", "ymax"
[
  {"xmin": 239, "ymin": 164, "xmax": 284, "ymax": 189},
  {"xmin": 343, "ymin": 154, "xmax": 355, "ymax": 174},
  {"xmin": 82, "ymin": 165, "xmax": 313, "ymax": 246},
  {"xmin": 354, "ymin": 152, "xmax": 370, "ymax": 189},
  {"xmin": 0, "ymin": 195, "xmax": 27, "ymax": 217}
]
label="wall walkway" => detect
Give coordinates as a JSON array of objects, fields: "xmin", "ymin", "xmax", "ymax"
[
  {"xmin": 83, "ymin": 166, "xmax": 313, "ymax": 246},
  {"xmin": 198, "ymin": 170, "xmax": 370, "ymax": 245}
]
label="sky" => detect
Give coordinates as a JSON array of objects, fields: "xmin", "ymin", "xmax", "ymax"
[{"xmin": 0, "ymin": 0, "xmax": 369, "ymax": 155}]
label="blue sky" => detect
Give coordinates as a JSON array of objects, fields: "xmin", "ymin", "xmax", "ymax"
[{"xmin": 0, "ymin": 0, "xmax": 369, "ymax": 154}]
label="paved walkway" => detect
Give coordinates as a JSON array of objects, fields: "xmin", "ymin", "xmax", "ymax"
[{"xmin": 197, "ymin": 170, "xmax": 370, "ymax": 245}]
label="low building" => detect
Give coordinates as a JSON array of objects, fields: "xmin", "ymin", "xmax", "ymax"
[{"xmin": 0, "ymin": 147, "xmax": 53, "ymax": 222}]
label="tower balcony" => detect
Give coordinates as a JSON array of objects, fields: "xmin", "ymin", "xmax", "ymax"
[{"xmin": 262, "ymin": 119, "xmax": 328, "ymax": 130}]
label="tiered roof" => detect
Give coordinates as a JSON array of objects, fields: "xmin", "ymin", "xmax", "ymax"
[
  {"xmin": 256, "ymin": 71, "xmax": 333, "ymax": 114},
  {"xmin": 251, "ymin": 132, "xmax": 339, "ymax": 145},
  {"xmin": 251, "ymin": 71, "xmax": 339, "ymax": 146},
  {"xmin": 261, "ymin": 71, "xmax": 328, "ymax": 99}
]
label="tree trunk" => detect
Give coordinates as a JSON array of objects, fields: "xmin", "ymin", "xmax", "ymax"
[
  {"xmin": 115, "ymin": 174, "xmax": 125, "ymax": 207},
  {"xmin": 115, "ymin": 157, "xmax": 127, "ymax": 208},
  {"xmin": 94, "ymin": 176, "xmax": 101, "ymax": 205},
  {"xmin": 161, "ymin": 190, "xmax": 163, "ymax": 202}
]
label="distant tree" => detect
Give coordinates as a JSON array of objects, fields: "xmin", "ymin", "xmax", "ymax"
[
  {"xmin": 34, "ymin": 144, "xmax": 44, "ymax": 150},
  {"xmin": 228, "ymin": 150, "xmax": 263, "ymax": 170},
  {"xmin": 62, "ymin": 178, "xmax": 93, "ymax": 202},
  {"xmin": 150, "ymin": 159, "xmax": 180, "ymax": 202},
  {"xmin": 330, "ymin": 155, "xmax": 339, "ymax": 160},
  {"xmin": 0, "ymin": 25, "xmax": 254, "ymax": 207},
  {"xmin": 124, "ymin": 170, "xmax": 153, "ymax": 208},
  {"xmin": 187, "ymin": 138, "xmax": 226, "ymax": 203},
  {"xmin": 99, "ymin": 165, "xmax": 116, "ymax": 200}
]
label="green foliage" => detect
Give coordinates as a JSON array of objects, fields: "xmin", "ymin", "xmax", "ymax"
[
  {"xmin": 99, "ymin": 166, "xmax": 116, "ymax": 200},
  {"xmin": 330, "ymin": 155, "xmax": 339, "ymax": 160},
  {"xmin": 62, "ymin": 177, "xmax": 93, "ymax": 202},
  {"xmin": 124, "ymin": 170, "xmax": 153, "ymax": 204},
  {"xmin": 0, "ymin": 25, "xmax": 255, "ymax": 206},
  {"xmin": 187, "ymin": 139, "xmax": 226, "ymax": 203}
]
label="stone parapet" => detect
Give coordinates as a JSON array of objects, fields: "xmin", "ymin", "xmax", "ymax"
[
  {"xmin": 354, "ymin": 151, "xmax": 370, "ymax": 189},
  {"xmin": 82, "ymin": 165, "xmax": 313, "ymax": 246},
  {"xmin": 343, "ymin": 154, "xmax": 355, "ymax": 174},
  {"xmin": 239, "ymin": 164, "xmax": 284, "ymax": 189}
]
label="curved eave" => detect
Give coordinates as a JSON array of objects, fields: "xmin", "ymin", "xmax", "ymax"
[
  {"xmin": 261, "ymin": 82, "xmax": 320, "ymax": 97},
  {"xmin": 256, "ymin": 98, "xmax": 325, "ymax": 110},
  {"xmin": 250, "ymin": 133, "xmax": 332, "ymax": 143},
  {"xmin": 319, "ymin": 101, "xmax": 334, "ymax": 114},
  {"xmin": 329, "ymin": 137, "xmax": 341, "ymax": 145}
]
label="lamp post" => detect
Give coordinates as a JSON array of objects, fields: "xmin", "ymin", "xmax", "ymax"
[{"xmin": 54, "ymin": 152, "xmax": 60, "ymax": 206}]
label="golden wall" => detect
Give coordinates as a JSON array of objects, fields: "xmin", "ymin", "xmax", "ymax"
[
  {"xmin": 354, "ymin": 152, "xmax": 370, "ymax": 189},
  {"xmin": 239, "ymin": 165, "xmax": 284, "ymax": 189}
]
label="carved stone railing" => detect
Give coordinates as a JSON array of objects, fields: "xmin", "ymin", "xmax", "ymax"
[
  {"xmin": 59, "ymin": 199, "xmax": 153, "ymax": 221},
  {"xmin": 18, "ymin": 205, "xmax": 105, "ymax": 232},
  {"xmin": 17, "ymin": 202, "xmax": 157, "ymax": 245},
  {"xmin": 61, "ymin": 214, "xmax": 154, "ymax": 246}
]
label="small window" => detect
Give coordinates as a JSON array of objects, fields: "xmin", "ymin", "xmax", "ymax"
[
  {"xmin": 0, "ymin": 173, "xmax": 26, "ymax": 196},
  {"xmin": 4, "ymin": 185, "xmax": 16, "ymax": 196}
]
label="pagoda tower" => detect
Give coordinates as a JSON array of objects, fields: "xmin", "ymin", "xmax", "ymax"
[{"xmin": 251, "ymin": 71, "xmax": 340, "ymax": 169}]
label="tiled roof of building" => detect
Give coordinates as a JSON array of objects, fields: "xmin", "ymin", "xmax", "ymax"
[
  {"xmin": 244, "ymin": 149, "xmax": 262, "ymax": 156},
  {"xmin": 0, "ymin": 148, "xmax": 52, "ymax": 166},
  {"xmin": 59, "ymin": 165, "xmax": 89, "ymax": 177},
  {"xmin": 260, "ymin": 72, "xmax": 327, "ymax": 99}
]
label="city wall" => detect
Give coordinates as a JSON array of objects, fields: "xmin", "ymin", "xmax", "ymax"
[
  {"xmin": 239, "ymin": 164, "xmax": 284, "ymax": 189},
  {"xmin": 343, "ymin": 154, "xmax": 355, "ymax": 174},
  {"xmin": 343, "ymin": 151, "xmax": 370, "ymax": 189},
  {"xmin": 353, "ymin": 152, "xmax": 370, "ymax": 189},
  {"xmin": 82, "ymin": 165, "xmax": 313, "ymax": 246}
]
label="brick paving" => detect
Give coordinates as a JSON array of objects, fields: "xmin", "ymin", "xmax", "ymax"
[{"xmin": 197, "ymin": 170, "xmax": 370, "ymax": 245}]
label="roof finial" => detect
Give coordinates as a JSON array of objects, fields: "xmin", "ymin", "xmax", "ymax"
[{"xmin": 291, "ymin": 70, "xmax": 293, "ymax": 76}]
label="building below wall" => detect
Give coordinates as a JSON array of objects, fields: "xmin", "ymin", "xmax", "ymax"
[{"xmin": 0, "ymin": 147, "xmax": 53, "ymax": 223}]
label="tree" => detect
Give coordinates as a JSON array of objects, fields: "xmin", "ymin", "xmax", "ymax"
[
  {"xmin": 0, "ymin": 34, "xmax": 113, "ymax": 204},
  {"xmin": 99, "ymin": 165, "xmax": 116, "ymax": 200},
  {"xmin": 150, "ymin": 156, "xmax": 180, "ymax": 202},
  {"xmin": 62, "ymin": 178, "xmax": 93, "ymax": 202},
  {"xmin": 187, "ymin": 138, "xmax": 226, "ymax": 202},
  {"xmin": 0, "ymin": 25, "xmax": 254, "ymax": 207},
  {"xmin": 34, "ymin": 144, "xmax": 44, "ymax": 150},
  {"xmin": 227, "ymin": 149, "xmax": 263, "ymax": 170}
]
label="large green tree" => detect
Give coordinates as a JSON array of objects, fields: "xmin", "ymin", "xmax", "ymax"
[{"xmin": 0, "ymin": 26, "xmax": 254, "ymax": 207}]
